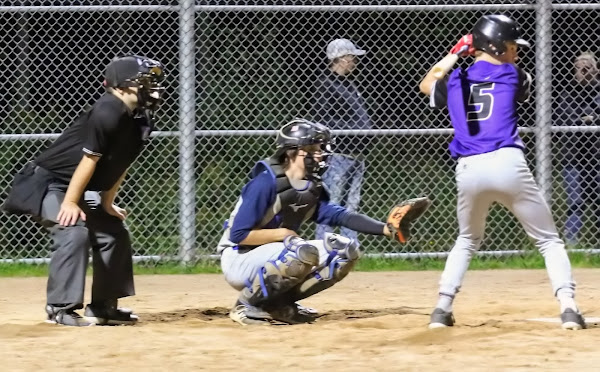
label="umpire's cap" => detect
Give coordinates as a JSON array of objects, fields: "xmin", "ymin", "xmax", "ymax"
[
  {"xmin": 472, "ymin": 15, "xmax": 530, "ymax": 56},
  {"xmin": 104, "ymin": 55, "xmax": 165, "ymax": 88}
]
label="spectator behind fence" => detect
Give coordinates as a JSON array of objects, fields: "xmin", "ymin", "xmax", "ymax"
[
  {"xmin": 557, "ymin": 52, "xmax": 600, "ymax": 245},
  {"xmin": 310, "ymin": 38, "xmax": 372, "ymax": 244}
]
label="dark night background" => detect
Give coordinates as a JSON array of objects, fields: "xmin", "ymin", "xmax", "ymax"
[{"xmin": 0, "ymin": 1, "xmax": 598, "ymax": 259}]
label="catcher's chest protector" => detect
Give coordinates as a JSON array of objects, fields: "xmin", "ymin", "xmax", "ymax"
[{"xmin": 253, "ymin": 158, "xmax": 322, "ymax": 230}]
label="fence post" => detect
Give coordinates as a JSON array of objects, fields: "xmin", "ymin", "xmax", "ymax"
[
  {"xmin": 534, "ymin": 0, "xmax": 553, "ymax": 204},
  {"xmin": 178, "ymin": 0, "xmax": 196, "ymax": 264}
]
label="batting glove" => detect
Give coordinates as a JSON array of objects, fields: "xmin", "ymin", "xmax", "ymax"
[{"xmin": 450, "ymin": 34, "xmax": 475, "ymax": 57}]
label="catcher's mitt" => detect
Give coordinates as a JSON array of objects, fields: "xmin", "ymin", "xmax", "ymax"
[{"xmin": 386, "ymin": 197, "xmax": 432, "ymax": 243}]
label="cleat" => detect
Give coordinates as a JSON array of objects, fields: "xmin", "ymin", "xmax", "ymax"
[
  {"xmin": 267, "ymin": 303, "xmax": 317, "ymax": 325},
  {"xmin": 561, "ymin": 308, "xmax": 586, "ymax": 330},
  {"xmin": 46, "ymin": 305, "xmax": 94, "ymax": 327},
  {"xmin": 429, "ymin": 308, "xmax": 455, "ymax": 329},
  {"xmin": 83, "ymin": 300, "xmax": 138, "ymax": 326},
  {"xmin": 229, "ymin": 302, "xmax": 272, "ymax": 326},
  {"xmin": 296, "ymin": 303, "xmax": 319, "ymax": 317}
]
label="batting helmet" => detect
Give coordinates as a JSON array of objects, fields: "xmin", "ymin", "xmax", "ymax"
[{"xmin": 472, "ymin": 15, "xmax": 530, "ymax": 56}]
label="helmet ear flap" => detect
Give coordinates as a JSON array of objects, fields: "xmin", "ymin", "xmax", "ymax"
[{"xmin": 485, "ymin": 41, "xmax": 506, "ymax": 56}]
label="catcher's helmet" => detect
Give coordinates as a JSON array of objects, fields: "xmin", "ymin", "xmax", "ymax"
[
  {"xmin": 104, "ymin": 55, "xmax": 166, "ymax": 111},
  {"xmin": 275, "ymin": 118, "xmax": 332, "ymax": 156},
  {"xmin": 472, "ymin": 15, "xmax": 530, "ymax": 56},
  {"xmin": 274, "ymin": 118, "xmax": 333, "ymax": 181}
]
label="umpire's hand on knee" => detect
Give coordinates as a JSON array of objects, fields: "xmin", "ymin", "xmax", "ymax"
[
  {"xmin": 57, "ymin": 201, "xmax": 86, "ymax": 226},
  {"xmin": 102, "ymin": 203, "xmax": 128, "ymax": 221}
]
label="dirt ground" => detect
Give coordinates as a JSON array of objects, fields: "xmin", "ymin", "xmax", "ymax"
[{"xmin": 1, "ymin": 269, "xmax": 599, "ymax": 371}]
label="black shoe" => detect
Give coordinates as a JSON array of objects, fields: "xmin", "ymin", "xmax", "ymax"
[
  {"xmin": 266, "ymin": 302, "xmax": 317, "ymax": 325},
  {"xmin": 561, "ymin": 308, "xmax": 586, "ymax": 330},
  {"xmin": 84, "ymin": 300, "xmax": 138, "ymax": 326},
  {"xmin": 429, "ymin": 308, "xmax": 455, "ymax": 329},
  {"xmin": 46, "ymin": 305, "xmax": 94, "ymax": 327}
]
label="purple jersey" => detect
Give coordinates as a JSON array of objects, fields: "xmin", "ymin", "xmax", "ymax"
[{"xmin": 430, "ymin": 61, "xmax": 531, "ymax": 158}]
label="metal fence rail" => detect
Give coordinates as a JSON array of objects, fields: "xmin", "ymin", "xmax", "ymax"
[
  {"xmin": 3, "ymin": 3, "xmax": 600, "ymax": 12},
  {"xmin": 0, "ymin": 1, "xmax": 598, "ymax": 265},
  {"xmin": 3, "ymin": 125, "xmax": 600, "ymax": 141}
]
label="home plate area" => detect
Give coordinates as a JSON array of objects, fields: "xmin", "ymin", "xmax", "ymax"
[{"xmin": 526, "ymin": 317, "xmax": 600, "ymax": 327}]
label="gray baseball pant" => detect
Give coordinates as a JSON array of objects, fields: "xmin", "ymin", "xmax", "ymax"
[{"xmin": 39, "ymin": 183, "xmax": 135, "ymax": 307}]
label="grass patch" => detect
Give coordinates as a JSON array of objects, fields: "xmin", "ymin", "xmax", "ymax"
[
  {"xmin": 356, "ymin": 252, "xmax": 600, "ymax": 271},
  {"xmin": 132, "ymin": 261, "xmax": 222, "ymax": 275},
  {"xmin": 1, "ymin": 252, "xmax": 598, "ymax": 277},
  {"xmin": 0, "ymin": 263, "xmax": 50, "ymax": 277},
  {"xmin": 354, "ymin": 257, "xmax": 447, "ymax": 271}
]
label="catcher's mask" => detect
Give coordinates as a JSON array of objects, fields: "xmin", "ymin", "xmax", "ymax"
[
  {"xmin": 103, "ymin": 55, "xmax": 166, "ymax": 112},
  {"xmin": 274, "ymin": 118, "xmax": 333, "ymax": 181},
  {"xmin": 472, "ymin": 14, "xmax": 530, "ymax": 56}
]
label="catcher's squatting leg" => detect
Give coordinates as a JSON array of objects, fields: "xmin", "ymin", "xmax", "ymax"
[
  {"xmin": 283, "ymin": 233, "xmax": 361, "ymax": 303},
  {"xmin": 234, "ymin": 233, "xmax": 361, "ymax": 324}
]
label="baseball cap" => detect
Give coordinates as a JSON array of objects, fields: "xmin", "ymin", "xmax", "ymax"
[
  {"xmin": 326, "ymin": 38, "xmax": 366, "ymax": 60},
  {"xmin": 104, "ymin": 56, "xmax": 143, "ymax": 88}
]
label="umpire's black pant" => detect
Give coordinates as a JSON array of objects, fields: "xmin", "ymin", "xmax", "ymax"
[{"xmin": 39, "ymin": 182, "xmax": 135, "ymax": 307}]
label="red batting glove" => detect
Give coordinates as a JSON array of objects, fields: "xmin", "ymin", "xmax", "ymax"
[{"xmin": 450, "ymin": 34, "xmax": 475, "ymax": 57}]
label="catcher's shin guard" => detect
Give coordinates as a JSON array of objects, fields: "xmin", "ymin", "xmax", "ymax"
[
  {"xmin": 286, "ymin": 233, "xmax": 361, "ymax": 302},
  {"xmin": 240, "ymin": 236, "xmax": 319, "ymax": 307}
]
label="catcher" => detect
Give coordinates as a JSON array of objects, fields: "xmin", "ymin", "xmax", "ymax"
[{"xmin": 217, "ymin": 118, "xmax": 431, "ymax": 325}]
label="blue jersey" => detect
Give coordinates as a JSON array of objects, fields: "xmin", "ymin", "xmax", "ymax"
[
  {"xmin": 217, "ymin": 170, "xmax": 349, "ymax": 251},
  {"xmin": 430, "ymin": 61, "xmax": 531, "ymax": 158}
]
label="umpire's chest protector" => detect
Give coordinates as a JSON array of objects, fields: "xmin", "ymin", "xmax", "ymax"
[{"xmin": 252, "ymin": 158, "xmax": 322, "ymax": 230}]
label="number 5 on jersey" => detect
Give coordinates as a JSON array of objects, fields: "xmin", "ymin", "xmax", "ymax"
[{"xmin": 466, "ymin": 83, "xmax": 495, "ymax": 135}]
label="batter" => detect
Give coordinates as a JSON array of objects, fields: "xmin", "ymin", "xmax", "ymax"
[{"xmin": 419, "ymin": 14, "xmax": 586, "ymax": 330}]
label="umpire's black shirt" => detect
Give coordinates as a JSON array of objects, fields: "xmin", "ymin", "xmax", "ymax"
[{"xmin": 35, "ymin": 93, "xmax": 151, "ymax": 191}]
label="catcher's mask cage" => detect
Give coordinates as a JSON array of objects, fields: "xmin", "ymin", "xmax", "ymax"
[
  {"xmin": 472, "ymin": 14, "xmax": 530, "ymax": 56},
  {"xmin": 274, "ymin": 118, "xmax": 334, "ymax": 181},
  {"xmin": 105, "ymin": 55, "xmax": 166, "ymax": 112}
]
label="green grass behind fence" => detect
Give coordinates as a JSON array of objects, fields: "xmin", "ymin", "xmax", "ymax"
[{"xmin": 1, "ymin": 252, "xmax": 599, "ymax": 277}]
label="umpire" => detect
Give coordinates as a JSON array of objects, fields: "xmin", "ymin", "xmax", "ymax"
[{"xmin": 2, "ymin": 55, "xmax": 165, "ymax": 326}]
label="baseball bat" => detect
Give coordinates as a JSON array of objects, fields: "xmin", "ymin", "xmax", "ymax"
[
  {"xmin": 431, "ymin": 47, "xmax": 466, "ymax": 79},
  {"xmin": 432, "ymin": 67, "xmax": 445, "ymax": 79}
]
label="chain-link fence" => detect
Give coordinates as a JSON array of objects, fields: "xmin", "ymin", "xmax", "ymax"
[{"xmin": 0, "ymin": 1, "xmax": 598, "ymax": 265}]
